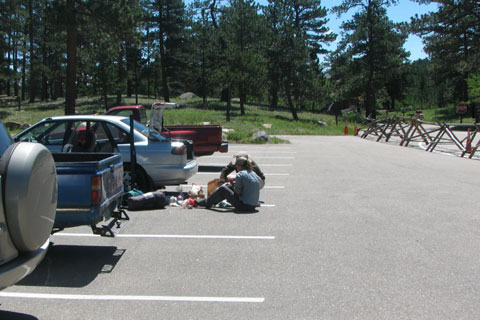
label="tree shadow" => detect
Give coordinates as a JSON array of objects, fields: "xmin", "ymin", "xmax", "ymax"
[
  {"xmin": 17, "ymin": 244, "xmax": 125, "ymax": 288},
  {"xmin": 0, "ymin": 110, "xmax": 12, "ymax": 120}
]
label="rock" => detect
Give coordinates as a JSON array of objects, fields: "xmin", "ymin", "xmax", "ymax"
[
  {"xmin": 262, "ymin": 123, "xmax": 272, "ymax": 129},
  {"xmin": 179, "ymin": 92, "xmax": 197, "ymax": 99},
  {"xmin": 317, "ymin": 121, "xmax": 328, "ymax": 127},
  {"xmin": 252, "ymin": 131, "xmax": 269, "ymax": 142}
]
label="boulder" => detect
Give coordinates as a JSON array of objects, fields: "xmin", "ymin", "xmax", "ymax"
[
  {"xmin": 179, "ymin": 92, "xmax": 198, "ymax": 99},
  {"xmin": 317, "ymin": 121, "xmax": 328, "ymax": 127},
  {"xmin": 252, "ymin": 131, "xmax": 269, "ymax": 142}
]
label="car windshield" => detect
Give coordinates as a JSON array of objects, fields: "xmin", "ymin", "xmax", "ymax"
[{"xmin": 120, "ymin": 118, "xmax": 166, "ymax": 142}]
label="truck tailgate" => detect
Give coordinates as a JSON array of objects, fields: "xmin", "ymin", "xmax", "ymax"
[{"xmin": 52, "ymin": 153, "xmax": 124, "ymax": 228}]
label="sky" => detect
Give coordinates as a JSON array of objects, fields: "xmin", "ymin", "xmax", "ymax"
[{"xmin": 321, "ymin": 0, "xmax": 439, "ymax": 61}]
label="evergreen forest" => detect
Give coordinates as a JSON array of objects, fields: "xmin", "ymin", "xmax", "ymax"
[{"xmin": 1, "ymin": 0, "xmax": 480, "ymax": 120}]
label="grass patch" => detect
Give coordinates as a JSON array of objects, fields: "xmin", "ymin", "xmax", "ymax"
[
  {"xmin": 3, "ymin": 95, "xmax": 348, "ymax": 142},
  {"xmin": 5, "ymin": 95, "xmax": 475, "ymax": 143}
]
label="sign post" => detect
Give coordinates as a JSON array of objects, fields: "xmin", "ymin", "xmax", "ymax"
[{"xmin": 457, "ymin": 103, "xmax": 468, "ymax": 123}]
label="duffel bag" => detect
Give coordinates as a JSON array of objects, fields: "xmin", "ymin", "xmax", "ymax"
[{"xmin": 127, "ymin": 190, "xmax": 167, "ymax": 211}]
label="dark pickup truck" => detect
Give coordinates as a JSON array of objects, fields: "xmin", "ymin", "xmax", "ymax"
[{"xmin": 106, "ymin": 103, "xmax": 228, "ymax": 157}]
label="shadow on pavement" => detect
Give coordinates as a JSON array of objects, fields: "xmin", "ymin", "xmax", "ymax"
[
  {"xmin": 17, "ymin": 244, "xmax": 125, "ymax": 288},
  {"xmin": 0, "ymin": 310, "xmax": 38, "ymax": 320},
  {"xmin": 198, "ymin": 165, "xmax": 223, "ymax": 172}
]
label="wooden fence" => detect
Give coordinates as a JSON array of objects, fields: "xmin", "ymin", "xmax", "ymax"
[{"xmin": 356, "ymin": 116, "xmax": 480, "ymax": 159}]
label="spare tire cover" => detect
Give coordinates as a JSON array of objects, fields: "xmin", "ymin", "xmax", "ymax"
[{"xmin": 4, "ymin": 143, "xmax": 57, "ymax": 252}]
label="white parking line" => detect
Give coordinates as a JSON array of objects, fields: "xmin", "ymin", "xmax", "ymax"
[
  {"xmin": 0, "ymin": 292, "xmax": 264, "ymax": 303},
  {"xmin": 53, "ymin": 233, "xmax": 275, "ymax": 239},
  {"xmin": 197, "ymin": 172, "xmax": 289, "ymax": 176},
  {"xmin": 229, "ymin": 146, "xmax": 292, "ymax": 150},
  {"xmin": 212, "ymin": 156, "xmax": 295, "ymax": 159},
  {"xmin": 200, "ymin": 163, "xmax": 293, "ymax": 167},
  {"xmin": 167, "ymin": 185, "xmax": 284, "ymax": 190}
]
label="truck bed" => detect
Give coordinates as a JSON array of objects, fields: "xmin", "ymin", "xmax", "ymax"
[{"xmin": 164, "ymin": 125, "xmax": 228, "ymax": 156}]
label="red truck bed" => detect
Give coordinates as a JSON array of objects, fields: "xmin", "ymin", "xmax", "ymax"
[{"xmin": 106, "ymin": 104, "xmax": 228, "ymax": 157}]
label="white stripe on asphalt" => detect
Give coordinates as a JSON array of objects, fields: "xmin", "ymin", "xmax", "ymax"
[
  {"xmin": 229, "ymin": 146, "xmax": 292, "ymax": 150},
  {"xmin": 166, "ymin": 185, "xmax": 284, "ymax": 189},
  {"xmin": 53, "ymin": 234, "xmax": 275, "ymax": 239},
  {"xmin": 200, "ymin": 163, "xmax": 293, "ymax": 167},
  {"xmin": 0, "ymin": 292, "xmax": 264, "ymax": 303},
  {"xmin": 211, "ymin": 156, "xmax": 295, "ymax": 159},
  {"xmin": 197, "ymin": 172, "xmax": 289, "ymax": 176}
]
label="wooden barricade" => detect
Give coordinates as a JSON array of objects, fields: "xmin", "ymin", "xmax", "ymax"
[
  {"xmin": 357, "ymin": 115, "xmax": 480, "ymax": 160},
  {"xmin": 400, "ymin": 119, "xmax": 439, "ymax": 147}
]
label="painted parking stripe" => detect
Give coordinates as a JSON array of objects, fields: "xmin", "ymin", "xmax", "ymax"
[
  {"xmin": 200, "ymin": 163, "xmax": 293, "ymax": 167},
  {"xmin": 197, "ymin": 172, "xmax": 289, "ymax": 176},
  {"xmin": 53, "ymin": 234, "xmax": 275, "ymax": 239},
  {"xmin": 229, "ymin": 146, "xmax": 292, "ymax": 149},
  {"xmin": 0, "ymin": 292, "xmax": 264, "ymax": 303},
  {"xmin": 165, "ymin": 185, "xmax": 284, "ymax": 189},
  {"xmin": 211, "ymin": 156, "xmax": 295, "ymax": 159}
]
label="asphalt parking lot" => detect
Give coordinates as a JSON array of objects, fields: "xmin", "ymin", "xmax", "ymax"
[{"xmin": 1, "ymin": 136, "xmax": 480, "ymax": 319}]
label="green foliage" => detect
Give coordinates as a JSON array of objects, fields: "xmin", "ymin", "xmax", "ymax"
[
  {"xmin": 467, "ymin": 74, "xmax": 480, "ymax": 103},
  {"xmin": 329, "ymin": 0, "xmax": 408, "ymax": 118},
  {"xmin": 0, "ymin": 0, "xmax": 477, "ymax": 120},
  {"xmin": 2, "ymin": 95, "xmax": 351, "ymax": 139},
  {"xmin": 411, "ymin": 0, "xmax": 480, "ymax": 104}
]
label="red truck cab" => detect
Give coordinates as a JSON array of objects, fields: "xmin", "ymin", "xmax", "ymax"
[{"xmin": 106, "ymin": 103, "xmax": 228, "ymax": 157}]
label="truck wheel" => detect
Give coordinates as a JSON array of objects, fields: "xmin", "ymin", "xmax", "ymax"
[{"xmin": 123, "ymin": 164, "xmax": 151, "ymax": 192}]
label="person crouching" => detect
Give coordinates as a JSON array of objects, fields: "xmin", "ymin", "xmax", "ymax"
[{"xmin": 196, "ymin": 157, "xmax": 261, "ymax": 211}]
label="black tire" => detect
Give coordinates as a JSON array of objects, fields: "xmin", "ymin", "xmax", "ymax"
[{"xmin": 123, "ymin": 163, "xmax": 152, "ymax": 192}]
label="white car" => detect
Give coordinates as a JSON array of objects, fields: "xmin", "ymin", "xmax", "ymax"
[{"xmin": 14, "ymin": 115, "xmax": 198, "ymax": 191}]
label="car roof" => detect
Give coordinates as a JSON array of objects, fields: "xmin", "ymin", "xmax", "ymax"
[
  {"xmin": 43, "ymin": 115, "xmax": 129, "ymax": 122},
  {"xmin": 108, "ymin": 105, "xmax": 143, "ymax": 110}
]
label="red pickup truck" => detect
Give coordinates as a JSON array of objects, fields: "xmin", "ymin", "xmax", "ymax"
[{"xmin": 106, "ymin": 103, "xmax": 228, "ymax": 157}]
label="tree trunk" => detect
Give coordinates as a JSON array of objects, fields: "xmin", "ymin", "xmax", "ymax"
[
  {"xmin": 226, "ymin": 87, "xmax": 231, "ymax": 122},
  {"xmin": 239, "ymin": 84, "xmax": 245, "ymax": 115},
  {"xmin": 13, "ymin": 35, "xmax": 18, "ymax": 97},
  {"xmin": 28, "ymin": 0, "xmax": 36, "ymax": 103},
  {"xmin": 158, "ymin": 4, "xmax": 170, "ymax": 103},
  {"xmin": 7, "ymin": 34, "xmax": 11, "ymax": 96},
  {"xmin": 41, "ymin": 26, "xmax": 48, "ymax": 101},
  {"xmin": 284, "ymin": 82, "xmax": 299, "ymax": 121},
  {"xmin": 270, "ymin": 86, "xmax": 278, "ymax": 111},
  {"xmin": 65, "ymin": 0, "xmax": 77, "ymax": 115},
  {"xmin": 116, "ymin": 47, "xmax": 124, "ymax": 105},
  {"xmin": 21, "ymin": 37, "xmax": 26, "ymax": 101}
]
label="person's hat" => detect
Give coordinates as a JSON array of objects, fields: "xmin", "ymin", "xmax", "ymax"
[
  {"xmin": 235, "ymin": 156, "xmax": 248, "ymax": 166},
  {"xmin": 230, "ymin": 151, "xmax": 249, "ymax": 165}
]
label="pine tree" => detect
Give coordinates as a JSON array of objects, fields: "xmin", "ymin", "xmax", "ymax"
[
  {"xmin": 330, "ymin": 0, "xmax": 408, "ymax": 118},
  {"xmin": 412, "ymin": 0, "xmax": 480, "ymax": 104},
  {"xmin": 265, "ymin": 0, "xmax": 334, "ymax": 120}
]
